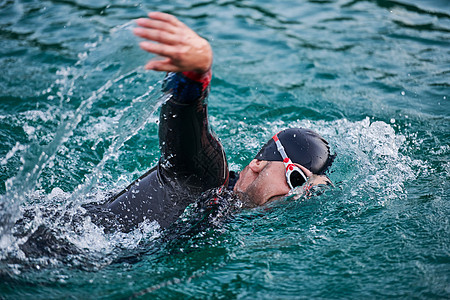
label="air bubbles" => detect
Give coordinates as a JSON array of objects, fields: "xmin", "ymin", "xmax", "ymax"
[
  {"xmin": 78, "ymin": 52, "xmax": 88, "ymax": 60},
  {"xmin": 401, "ymin": 91, "xmax": 405, "ymax": 96},
  {"xmin": 316, "ymin": 117, "xmax": 424, "ymax": 206},
  {"xmin": 49, "ymin": 187, "xmax": 66, "ymax": 199},
  {"xmin": 1, "ymin": 142, "xmax": 27, "ymax": 166}
]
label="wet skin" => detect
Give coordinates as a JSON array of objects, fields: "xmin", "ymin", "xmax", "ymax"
[{"xmin": 233, "ymin": 159, "xmax": 330, "ymax": 205}]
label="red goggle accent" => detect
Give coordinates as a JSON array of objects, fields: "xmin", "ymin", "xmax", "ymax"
[{"xmin": 273, "ymin": 133, "xmax": 308, "ymax": 189}]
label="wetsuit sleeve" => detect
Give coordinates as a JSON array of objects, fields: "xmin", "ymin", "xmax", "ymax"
[{"xmin": 158, "ymin": 70, "xmax": 228, "ymax": 193}]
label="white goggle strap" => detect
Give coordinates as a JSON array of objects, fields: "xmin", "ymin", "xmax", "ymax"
[
  {"xmin": 273, "ymin": 135, "xmax": 288, "ymax": 160},
  {"xmin": 273, "ymin": 134, "xmax": 290, "ymax": 167}
]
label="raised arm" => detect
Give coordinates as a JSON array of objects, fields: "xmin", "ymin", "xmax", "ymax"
[{"xmin": 134, "ymin": 13, "xmax": 227, "ymax": 192}]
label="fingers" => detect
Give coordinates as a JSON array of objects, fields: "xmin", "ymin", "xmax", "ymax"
[
  {"xmin": 135, "ymin": 12, "xmax": 213, "ymax": 73},
  {"xmin": 135, "ymin": 18, "xmax": 177, "ymax": 34},
  {"xmin": 134, "ymin": 13, "xmax": 187, "ymax": 48},
  {"xmin": 147, "ymin": 12, "xmax": 183, "ymax": 27},
  {"xmin": 133, "ymin": 27, "xmax": 178, "ymax": 45},
  {"xmin": 145, "ymin": 59, "xmax": 180, "ymax": 72},
  {"xmin": 139, "ymin": 41, "xmax": 177, "ymax": 58}
]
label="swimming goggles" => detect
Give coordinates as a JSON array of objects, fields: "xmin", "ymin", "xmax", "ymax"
[{"xmin": 273, "ymin": 133, "xmax": 308, "ymax": 189}]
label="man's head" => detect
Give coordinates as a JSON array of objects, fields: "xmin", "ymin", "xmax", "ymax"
[{"xmin": 233, "ymin": 128, "xmax": 334, "ymax": 205}]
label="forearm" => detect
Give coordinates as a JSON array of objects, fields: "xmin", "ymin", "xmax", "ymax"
[
  {"xmin": 133, "ymin": 12, "xmax": 225, "ymax": 190},
  {"xmin": 158, "ymin": 71, "xmax": 228, "ymax": 191}
]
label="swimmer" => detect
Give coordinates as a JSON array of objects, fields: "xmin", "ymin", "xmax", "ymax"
[{"xmin": 93, "ymin": 12, "xmax": 334, "ymax": 232}]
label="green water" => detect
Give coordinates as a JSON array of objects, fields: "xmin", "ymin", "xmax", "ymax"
[{"xmin": 1, "ymin": 0, "xmax": 449, "ymax": 298}]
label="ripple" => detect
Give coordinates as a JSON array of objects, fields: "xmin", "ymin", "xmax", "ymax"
[{"xmin": 0, "ymin": 0, "xmax": 449, "ymax": 298}]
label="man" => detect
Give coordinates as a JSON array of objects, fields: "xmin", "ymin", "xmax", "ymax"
[{"xmin": 99, "ymin": 12, "xmax": 334, "ymax": 232}]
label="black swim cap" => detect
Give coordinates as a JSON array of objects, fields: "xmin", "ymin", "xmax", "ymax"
[{"xmin": 255, "ymin": 128, "xmax": 334, "ymax": 174}]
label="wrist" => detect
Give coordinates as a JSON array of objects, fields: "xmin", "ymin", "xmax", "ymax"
[{"xmin": 182, "ymin": 68, "xmax": 212, "ymax": 91}]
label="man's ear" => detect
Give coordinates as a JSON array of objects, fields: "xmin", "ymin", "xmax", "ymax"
[{"xmin": 248, "ymin": 159, "xmax": 268, "ymax": 173}]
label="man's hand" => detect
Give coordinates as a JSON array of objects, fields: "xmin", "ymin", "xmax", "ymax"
[
  {"xmin": 133, "ymin": 12, "xmax": 212, "ymax": 74},
  {"xmin": 306, "ymin": 174, "xmax": 332, "ymax": 187}
]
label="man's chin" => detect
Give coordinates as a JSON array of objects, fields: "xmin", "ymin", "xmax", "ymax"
[
  {"xmin": 234, "ymin": 191, "xmax": 258, "ymax": 208},
  {"xmin": 267, "ymin": 195, "xmax": 284, "ymax": 203}
]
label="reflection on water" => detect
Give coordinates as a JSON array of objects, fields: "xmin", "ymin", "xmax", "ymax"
[{"xmin": 0, "ymin": 0, "xmax": 449, "ymax": 298}]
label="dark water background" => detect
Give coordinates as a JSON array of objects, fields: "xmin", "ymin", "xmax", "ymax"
[{"xmin": 0, "ymin": 0, "xmax": 449, "ymax": 298}]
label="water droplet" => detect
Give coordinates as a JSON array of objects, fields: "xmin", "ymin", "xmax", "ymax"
[{"xmin": 401, "ymin": 91, "xmax": 405, "ymax": 96}]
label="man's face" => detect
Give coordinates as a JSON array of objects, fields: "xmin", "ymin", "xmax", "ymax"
[{"xmin": 233, "ymin": 159, "xmax": 315, "ymax": 206}]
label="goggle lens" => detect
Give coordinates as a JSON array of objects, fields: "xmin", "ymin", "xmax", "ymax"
[{"xmin": 289, "ymin": 169, "xmax": 307, "ymax": 188}]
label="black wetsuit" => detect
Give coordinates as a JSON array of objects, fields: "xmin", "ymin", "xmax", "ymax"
[
  {"xmin": 13, "ymin": 71, "xmax": 239, "ymax": 260},
  {"xmin": 98, "ymin": 71, "xmax": 233, "ymax": 232}
]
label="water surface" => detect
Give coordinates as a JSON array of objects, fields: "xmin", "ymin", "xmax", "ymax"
[{"xmin": 0, "ymin": 0, "xmax": 449, "ymax": 298}]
